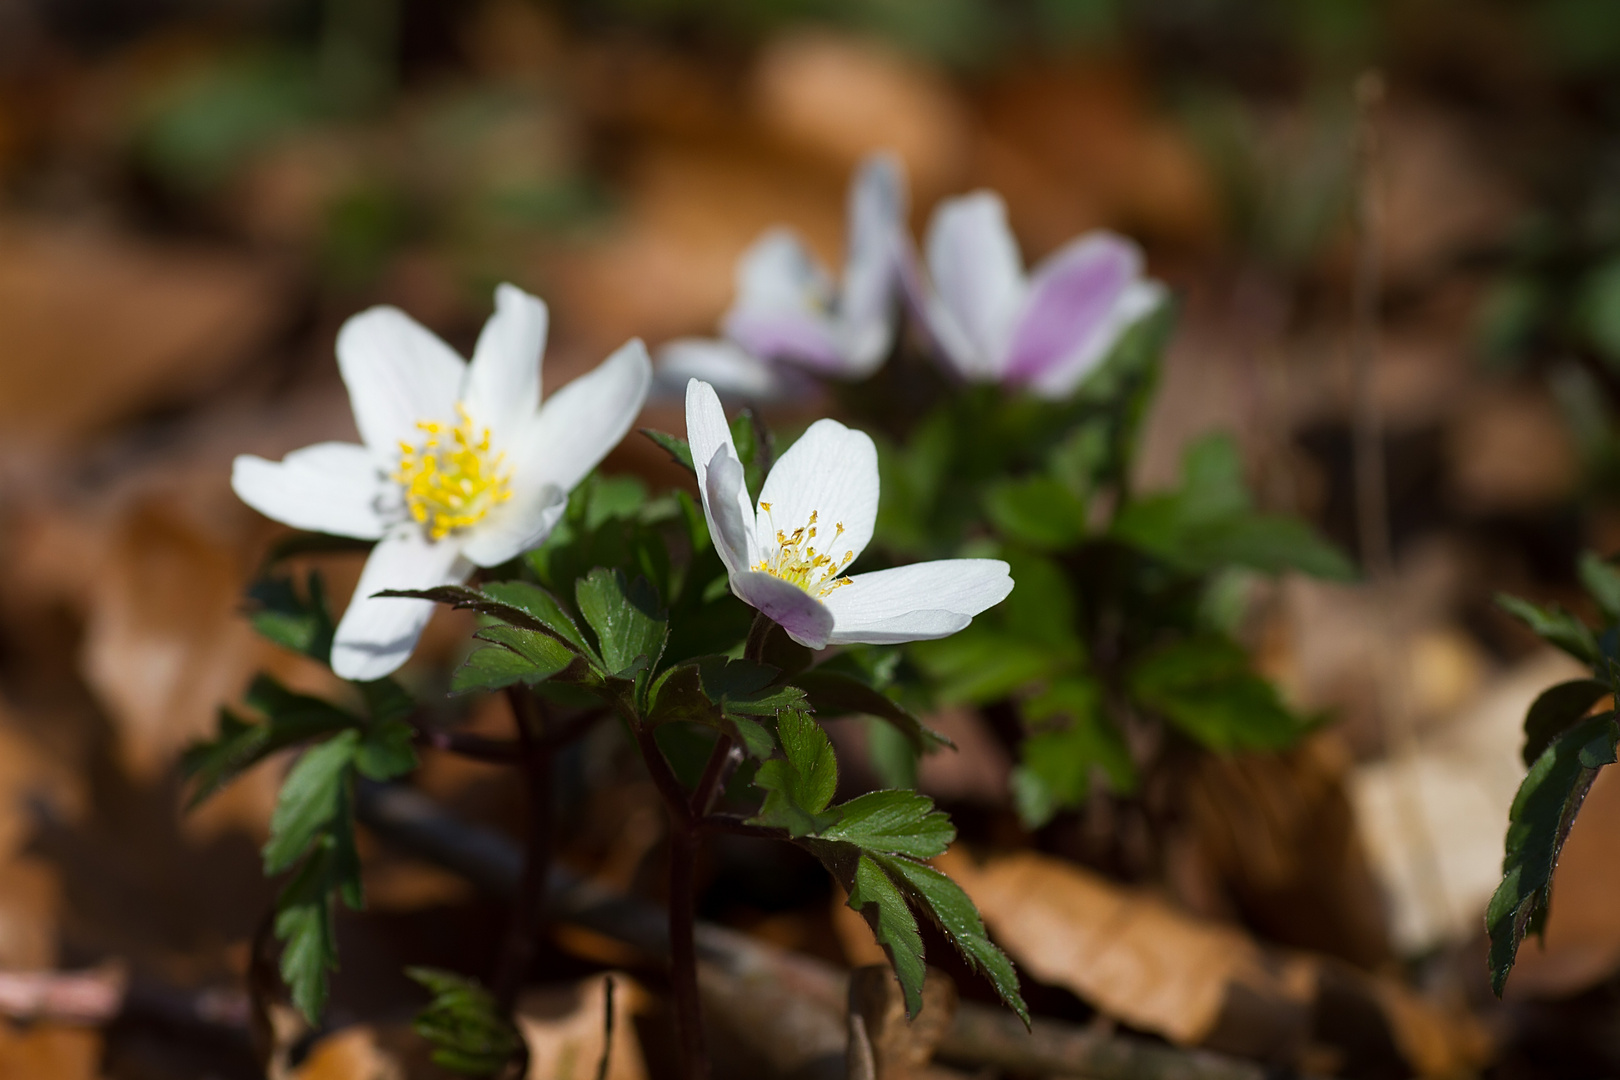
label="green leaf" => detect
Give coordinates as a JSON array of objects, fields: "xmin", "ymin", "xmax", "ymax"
[
  {"xmin": 1010, "ymin": 677, "xmax": 1137, "ymax": 828},
  {"xmin": 749, "ymin": 709, "xmax": 838, "ymax": 836},
  {"xmin": 645, "ymin": 662, "xmax": 776, "ymax": 759},
  {"xmin": 407, "ymin": 968, "xmax": 524, "ymax": 1076},
  {"xmin": 263, "ymin": 730, "xmax": 360, "ymax": 874},
  {"xmin": 1579, "ymin": 551, "xmax": 1620, "ymax": 621},
  {"xmin": 358, "ymin": 677, "xmax": 414, "ymax": 725},
  {"xmin": 1488, "ymin": 713, "xmax": 1620, "ymax": 995},
  {"xmin": 480, "ymin": 581, "xmax": 594, "ymax": 655},
  {"xmin": 1524, "ymin": 680, "xmax": 1614, "ymax": 765},
  {"xmin": 379, "ymin": 584, "xmax": 600, "ymax": 668},
  {"xmin": 820, "ymin": 790, "xmax": 955, "ymax": 858},
  {"xmin": 640, "ymin": 428, "xmax": 695, "ymax": 473},
  {"xmin": 180, "ymin": 676, "xmax": 360, "ymax": 808},
  {"xmin": 845, "ymin": 853, "xmax": 927, "ymax": 1016},
  {"xmin": 452, "ymin": 624, "xmax": 585, "ymax": 695},
  {"xmin": 983, "ymin": 475, "xmax": 1088, "ymax": 550},
  {"xmin": 792, "ymin": 668, "xmax": 951, "ymax": 754},
  {"xmin": 1128, "ymin": 637, "xmax": 1311, "ymax": 751},
  {"xmin": 576, "ymin": 568, "xmax": 668, "ymax": 677},
  {"xmin": 356, "ymin": 720, "xmax": 418, "ymax": 781},
  {"xmin": 246, "ymin": 572, "xmax": 336, "ymax": 661},
  {"xmin": 909, "ymin": 627, "xmax": 1059, "ymax": 706},
  {"xmin": 873, "ymin": 854, "xmax": 1028, "ymax": 1026},
  {"xmin": 274, "ymin": 852, "xmax": 340, "ymax": 1024},
  {"xmin": 1496, "ymin": 593, "xmax": 1600, "ymax": 665}
]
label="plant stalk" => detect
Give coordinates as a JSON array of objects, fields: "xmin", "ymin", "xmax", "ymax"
[{"xmin": 494, "ymin": 687, "xmax": 554, "ymax": 1013}]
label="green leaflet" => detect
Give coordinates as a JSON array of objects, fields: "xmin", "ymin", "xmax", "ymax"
[
  {"xmin": 791, "ymin": 668, "xmax": 951, "ymax": 754},
  {"xmin": 246, "ymin": 572, "xmax": 336, "ymax": 661},
  {"xmin": 640, "ymin": 428, "xmax": 695, "ymax": 473},
  {"xmin": 1578, "ymin": 550, "xmax": 1620, "ymax": 621},
  {"xmin": 1496, "ymin": 593, "xmax": 1600, "ymax": 666},
  {"xmin": 873, "ymin": 854, "xmax": 1028, "ymax": 1026},
  {"xmin": 817, "ymin": 790, "xmax": 955, "ymax": 859},
  {"xmin": 407, "ymin": 968, "xmax": 524, "ymax": 1076},
  {"xmin": 1523, "ymin": 681, "xmax": 1614, "ymax": 765},
  {"xmin": 263, "ymin": 730, "xmax": 360, "ymax": 874},
  {"xmin": 983, "ymin": 475, "xmax": 1088, "ymax": 551},
  {"xmin": 846, "ymin": 853, "xmax": 927, "ymax": 1016},
  {"xmin": 1488, "ymin": 712, "xmax": 1620, "ymax": 995},
  {"xmin": 181, "ymin": 673, "xmax": 359, "ymax": 808},
  {"xmin": 576, "ymin": 568, "xmax": 668, "ymax": 677},
  {"xmin": 750, "ymin": 709, "xmax": 838, "ymax": 836}
]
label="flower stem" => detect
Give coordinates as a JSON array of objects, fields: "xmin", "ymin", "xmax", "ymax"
[{"xmin": 493, "ymin": 687, "xmax": 554, "ymax": 1014}]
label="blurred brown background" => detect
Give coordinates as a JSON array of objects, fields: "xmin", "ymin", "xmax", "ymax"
[{"xmin": 4, "ymin": 0, "xmax": 1620, "ymax": 1076}]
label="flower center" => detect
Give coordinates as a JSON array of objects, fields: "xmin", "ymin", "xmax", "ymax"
[
  {"xmin": 394, "ymin": 404, "xmax": 513, "ymax": 541},
  {"xmin": 752, "ymin": 504, "xmax": 853, "ymax": 598}
]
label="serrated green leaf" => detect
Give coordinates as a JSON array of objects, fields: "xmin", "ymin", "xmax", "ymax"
[
  {"xmin": 640, "ymin": 427, "xmax": 695, "ymax": 473},
  {"xmin": 1488, "ymin": 713, "xmax": 1620, "ymax": 995},
  {"xmin": 576, "ymin": 568, "xmax": 668, "ymax": 677},
  {"xmin": 1496, "ymin": 593, "xmax": 1600, "ymax": 665},
  {"xmin": 378, "ymin": 584, "xmax": 600, "ymax": 668},
  {"xmin": 1579, "ymin": 551, "xmax": 1620, "ymax": 621},
  {"xmin": 846, "ymin": 853, "xmax": 927, "ymax": 1017},
  {"xmin": 1523, "ymin": 680, "xmax": 1614, "ymax": 765},
  {"xmin": 792, "ymin": 668, "xmax": 951, "ymax": 754},
  {"xmin": 358, "ymin": 677, "xmax": 414, "ymax": 725},
  {"xmin": 407, "ymin": 967, "xmax": 523, "ymax": 1076},
  {"xmin": 1128, "ymin": 636, "xmax": 1311, "ymax": 751},
  {"xmin": 275, "ymin": 861, "xmax": 337, "ymax": 1023},
  {"xmin": 182, "ymin": 700, "xmax": 350, "ymax": 809},
  {"xmin": 480, "ymin": 580, "xmax": 593, "ymax": 654},
  {"xmin": 645, "ymin": 662, "xmax": 777, "ymax": 758},
  {"xmin": 873, "ymin": 854, "xmax": 1028, "ymax": 1025},
  {"xmin": 820, "ymin": 790, "xmax": 955, "ymax": 858},
  {"xmin": 356, "ymin": 719, "xmax": 418, "ymax": 780},
  {"xmin": 983, "ymin": 475, "xmax": 1088, "ymax": 550},
  {"xmin": 457, "ymin": 623, "xmax": 584, "ymax": 693},
  {"xmin": 451, "ymin": 642, "xmax": 544, "ymax": 695},
  {"xmin": 749, "ymin": 709, "xmax": 838, "ymax": 836},
  {"xmin": 263, "ymin": 730, "xmax": 359, "ymax": 874}
]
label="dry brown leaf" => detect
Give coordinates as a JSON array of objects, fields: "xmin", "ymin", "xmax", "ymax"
[
  {"xmin": 940, "ymin": 848, "xmax": 1490, "ymax": 1075},
  {"xmin": 0, "ymin": 220, "xmax": 284, "ymax": 446},
  {"xmin": 287, "ymin": 1025, "xmax": 404, "ymax": 1080},
  {"xmin": 0, "ymin": 1019, "xmax": 101, "ymax": 1080},
  {"xmin": 1447, "ymin": 381, "xmax": 1578, "ymax": 514},
  {"xmin": 517, "ymin": 972, "xmax": 649, "ymax": 1080}
]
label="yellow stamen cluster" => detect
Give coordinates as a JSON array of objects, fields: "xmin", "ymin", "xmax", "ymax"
[
  {"xmin": 394, "ymin": 404, "xmax": 513, "ymax": 541},
  {"xmin": 752, "ymin": 506, "xmax": 853, "ymax": 598}
]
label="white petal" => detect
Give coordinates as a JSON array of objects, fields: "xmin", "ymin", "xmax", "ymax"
[
  {"xmin": 754, "ymin": 418, "xmax": 879, "ymax": 569},
  {"xmin": 704, "ymin": 448, "xmax": 756, "ymax": 575},
  {"xmin": 923, "ymin": 192, "xmax": 1027, "ymax": 380},
  {"xmin": 732, "ymin": 228, "xmax": 835, "ymax": 315},
  {"xmin": 510, "ymin": 338, "xmax": 652, "ymax": 495},
  {"xmin": 729, "ymin": 570, "xmax": 836, "ymax": 650},
  {"xmin": 231, "ymin": 443, "xmax": 388, "ymax": 539},
  {"xmin": 824, "ymin": 559, "xmax": 1013, "ymax": 644},
  {"xmin": 686, "ymin": 378, "xmax": 756, "ymax": 574},
  {"xmin": 655, "ymin": 338, "xmax": 792, "ymax": 401},
  {"xmin": 330, "ymin": 527, "xmax": 471, "ymax": 680},
  {"xmin": 835, "ymin": 152, "xmax": 907, "ymax": 375},
  {"xmin": 1027, "ymin": 277, "xmax": 1166, "ymax": 400},
  {"xmin": 723, "ymin": 230, "xmax": 847, "ymax": 372},
  {"xmin": 459, "ymin": 484, "xmax": 567, "ymax": 568},
  {"xmin": 337, "ymin": 306, "xmax": 466, "ymax": 454},
  {"xmin": 462, "ymin": 284, "xmax": 548, "ymax": 449}
]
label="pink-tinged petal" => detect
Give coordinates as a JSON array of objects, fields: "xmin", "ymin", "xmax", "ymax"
[
  {"xmin": 723, "ymin": 309, "xmax": 848, "ymax": 374},
  {"xmin": 836, "ymin": 153, "xmax": 907, "ymax": 375},
  {"xmin": 686, "ymin": 379, "xmax": 756, "ymax": 574},
  {"xmin": 729, "ymin": 571, "xmax": 836, "ymax": 650},
  {"xmin": 1001, "ymin": 232, "xmax": 1140, "ymax": 388},
  {"xmin": 823, "ymin": 559, "xmax": 1013, "ymax": 644},
  {"xmin": 509, "ymin": 339, "xmax": 651, "ymax": 495},
  {"xmin": 755, "ymin": 418, "xmax": 879, "ymax": 570},
  {"xmin": 231, "ymin": 443, "xmax": 388, "ymax": 539},
  {"xmin": 330, "ymin": 527, "xmax": 471, "ymax": 680},
  {"xmin": 1027, "ymin": 277, "xmax": 1166, "ymax": 399},
  {"xmin": 655, "ymin": 338, "xmax": 793, "ymax": 402},
  {"xmin": 337, "ymin": 305, "xmax": 466, "ymax": 454},
  {"xmin": 923, "ymin": 192, "xmax": 1027, "ymax": 380},
  {"xmin": 462, "ymin": 284, "xmax": 547, "ymax": 450},
  {"xmin": 459, "ymin": 484, "xmax": 567, "ymax": 568}
]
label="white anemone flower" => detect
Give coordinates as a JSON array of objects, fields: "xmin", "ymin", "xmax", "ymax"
[
  {"xmin": 656, "ymin": 153, "xmax": 908, "ymax": 400},
  {"xmin": 915, "ymin": 190, "xmax": 1166, "ymax": 398},
  {"xmin": 685, "ymin": 378, "xmax": 1012, "ymax": 648},
  {"xmin": 233, "ymin": 284, "xmax": 652, "ymax": 681}
]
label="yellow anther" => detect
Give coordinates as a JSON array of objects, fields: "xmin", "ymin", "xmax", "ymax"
[
  {"xmin": 752, "ymin": 504, "xmax": 853, "ymax": 598},
  {"xmin": 393, "ymin": 403, "xmax": 513, "ymax": 541}
]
